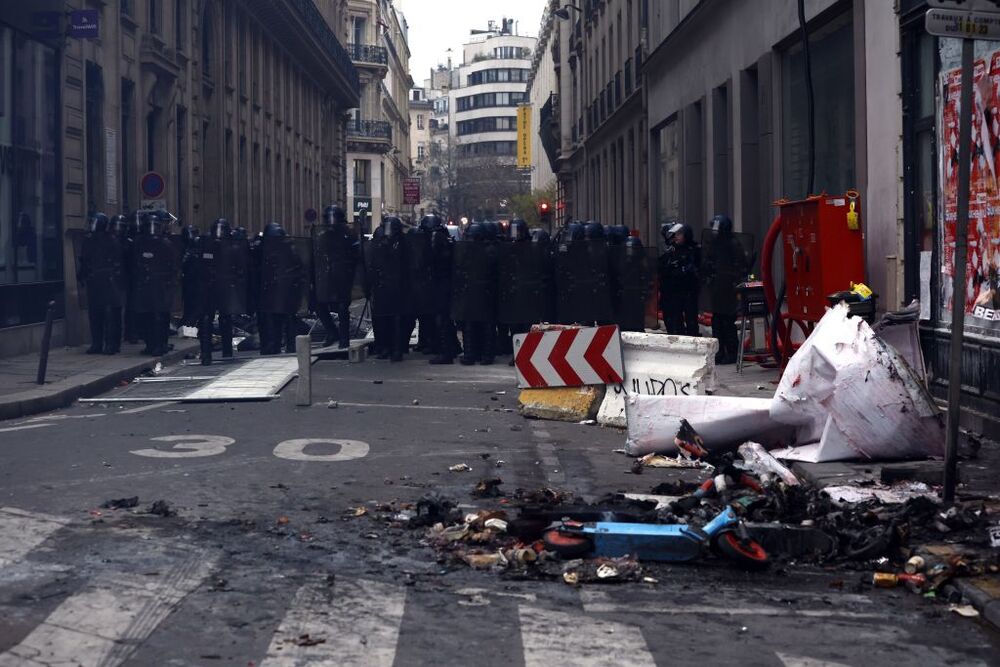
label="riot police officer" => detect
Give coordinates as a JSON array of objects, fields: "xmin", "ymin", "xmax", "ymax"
[
  {"xmin": 130, "ymin": 211, "xmax": 179, "ymax": 356},
  {"xmin": 609, "ymin": 226, "xmax": 649, "ymax": 332},
  {"xmin": 658, "ymin": 221, "xmax": 700, "ymax": 336},
  {"xmin": 703, "ymin": 214, "xmax": 750, "ymax": 364},
  {"xmin": 195, "ymin": 218, "xmax": 249, "ymax": 364},
  {"xmin": 312, "ymin": 205, "xmax": 359, "ymax": 349},
  {"xmin": 257, "ymin": 222, "xmax": 304, "ymax": 355},
  {"xmin": 79, "ymin": 212, "xmax": 126, "ymax": 354},
  {"xmin": 403, "ymin": 215, "xmax": 435, "ymax": 355},
  {"xmin": 180, "ymin": 224, "xmax": 202, "ymax": 330},
  {"xmin": 554, "ymin": 221, "xmax": 612, "ymax": 325},
  {"xmin": 497, "ymin": 219, "xmax": 547, "ymax": 361},
  {"xmin": 427, "ymin": 214, "xmax": 458, "ymax": 364},
  {"xmin": 453, "ymin": 222, "xmax": 499, "ymax": 365},
  {"xmin": 369, "ymin": 216, "xmax": 407, "ymax": 361}
]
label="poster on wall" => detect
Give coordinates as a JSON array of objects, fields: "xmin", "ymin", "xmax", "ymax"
[{"xmin": 940, "ymin": 52, "xmax": 1000, "ymax": 331}]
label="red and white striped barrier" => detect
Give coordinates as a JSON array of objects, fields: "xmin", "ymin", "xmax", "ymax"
[{"xmin": 513, "ymin": 325, "xmax": 625, "ymax": 389}]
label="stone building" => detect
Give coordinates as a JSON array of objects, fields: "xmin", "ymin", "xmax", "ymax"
[
  {"xmin": 0, "ymin": 0, "xmax": 360, "ymax": 353},
  {"xmin": 525, "ymin": 0, "xmax": 558, "ymax": 196},
  {"xmin": 344, "ymin": 0, "xmax": 412, "ymax": 228},
  {"xmin": 447, "ymin": 20, "xmax": 535, "ymax": 220},
  {"xmin": 408, "ymin": 86, "xmax": 434, "ymax": 217}
]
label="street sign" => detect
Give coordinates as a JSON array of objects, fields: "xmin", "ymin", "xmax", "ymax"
[
  {"xmin": 403, "ymin": 178, "xmax": 420, "ymax": 205},
  {"xmin": 353, "ymin": 197, "xmax": 372, "ymax": 214},
  {"xmin": 513, "ymin": 325, "xmax": 624, "ymax": 389},
  {"xmin": 927, "ymin": 0, "xmax": 1000, "ymax": 10},
  {"xmin": 926, "ymin": 7, "xmax": 1000, "ymax": 38},
  {"xmin": 304, "ymin": 208, "xmax": 318, "ymax": 223},
  {"xmin": 67, "ymin": 9, "xmax": 99, "ymax": 38},
  {"xmin": 140, "ymin": 171, "xmax": 166, "ymax": 199}
]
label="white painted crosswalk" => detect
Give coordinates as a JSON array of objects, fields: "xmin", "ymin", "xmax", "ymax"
[{"xmin": 0, "ymin": 506, "xmax": 995, "ymax": 667}]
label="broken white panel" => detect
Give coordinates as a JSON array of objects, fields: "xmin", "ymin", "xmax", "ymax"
[
  {"xmin": 183, "ymin": 357, "xmax": 299, "ymax": 401},
  {"xmin": 822, "ymin": 482, "xmax": 938, "ymax": 505},
  {"xmin": 624, "ymin": 394, "xmax": 794, "ymax": 456},
  {"xmin": 597, "ymin": 332, "xmax": 719, "ymax": 428},
  {"xmin": 770, "ymin": 304, "xmax": 945, "ymax": 462}
]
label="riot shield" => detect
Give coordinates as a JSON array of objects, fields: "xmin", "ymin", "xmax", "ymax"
[
  {"xmin": 81, "ymin": 233, "xmax": 127, "ymax": 308},
  {"xmin": 451, "ymin": 241, "xmax": 498, "ymax": 322},
  {"xmin": 701, "ymin": 229, "xmax": 754, "ymax": 314},
  {"xmin": 258, "ymin": 236, "xmax": 308, "ymax": 315},
  {"xmin": 130, "ymin": 235, "xmax": 180, "ymax": 314},
  {"xmin": 497, "ymin": 241, "xmax": 552, "ymax": 325},
  {"xmin": 214, "ymin": 237, "xmax": 251, "ymax": 315},
  {"xmin": 610, "ymin": 243, "xmax": 651, "ymax": 331},
  {"xmin": 370, "ymin": 235, "xmax": 406, "ymax": 317},
  {"xmin": 182, "ymin": 242, "xmax": 210, "ymax": 323},
  {"xmin": 403, "ymin": 229, "xmax": 435, "ymax": 315},
  {"xmin": 428, "ymin": 229, "xmax": 454, "ymax": 316},
  {"xmin": 312, "ymin": 225, "xmax": 358, "ymax": 304},
  {"xmin": 554, "ymin": 239, "xmax": 613, "ymax": 324}
]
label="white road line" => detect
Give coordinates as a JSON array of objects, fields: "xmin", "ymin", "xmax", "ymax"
[
  {"xmin": 260, "ymin": 578, "xmax": 405, "ymax": 667},
  {"xmin": 19, "ymin": 413, "xmax": 107, "ymax": 424},
  {"xmin": 777, "ymin": 654, "xmax": 853, "ymax": 667},
  {"xmin": 0, "ymin": 550, "xmax": 214, "ymax": 666},
  {"xmin": 117, "ymin": 401, "xmax": 178, "ymax": 415},
  {"xmin": 0, "ymin": 507, "xmax": 70, "ymax": 568},
  {"xmin": 0, "ymin": 423, "xmax": 53, "ymax": 435},
  {"xmin": 519, "ymin": 605, "xmax": 655, "ymax": 667},
  {"xmin": 315, "ymin": 401, "xmax": 490, "ymax": 412}
]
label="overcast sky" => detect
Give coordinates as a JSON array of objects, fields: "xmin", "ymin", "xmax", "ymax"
[{"xmin": 399, "ymin": 0, "xmax": 547, "ymax": 87}]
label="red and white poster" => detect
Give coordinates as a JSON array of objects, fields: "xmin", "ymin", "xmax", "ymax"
[{"xmin": 940, "ymin": 53, "xmax": 1000, "ymax": 330}]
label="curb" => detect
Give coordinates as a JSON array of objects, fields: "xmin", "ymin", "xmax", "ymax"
[
  {"xmin": 0, "ymin": 343, "xmax": 199, "ymax": 422},
  {"xmin": 955, "ymin": 579, "xmax": 1000, "ymax": 631}
]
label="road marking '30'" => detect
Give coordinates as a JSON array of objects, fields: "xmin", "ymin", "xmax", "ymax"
[{"xmin": 130, "ymin": 435, "xmax": 369, "ymax": 462}]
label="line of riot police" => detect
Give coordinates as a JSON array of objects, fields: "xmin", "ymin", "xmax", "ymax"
[{"xmin": 76, "ymin": 207, "xmax": 654, "ymax": 366}]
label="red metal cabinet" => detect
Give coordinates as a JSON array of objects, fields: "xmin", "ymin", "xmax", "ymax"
[{"xmin": 777, "ymin": 194, "xmax": 865, "ymax": 322}]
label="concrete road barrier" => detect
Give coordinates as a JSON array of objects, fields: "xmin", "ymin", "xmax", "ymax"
[
  {"xmin": 519, "ymin": 385, "xmax": 606, "ymax": 422},
  {"xmin": 597, "ymin": 332, "xmax": 718, "ymax": 428}
]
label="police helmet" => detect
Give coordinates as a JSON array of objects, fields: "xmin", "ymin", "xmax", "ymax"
[
  {"xmin": 531, "ymin": 228, "xmax": 550, "ymax": 243},
  {"xmin": 583, "ymin": 221, "xmax": 605, "ymax": 240},
  {"xmin": 324, "ymin": 205, "xmax": 346, "ymax": 225},
  {"xmin": 181, "ymin": 225, "xmax": 200, "ymax": 245},
  {"xmin": 510, "ymin": 219, "xmax": 529, "ymax": 242},
  {"xmin": 232, "ymin": 227, "xmax": 248, "ymax": 240},
  {"xmin": 607, "ymin": 225, "xmax": 629, "ymax": 245},
  {"xmin": 88, "ymin": 212, "xmax": 110, "ymax": 234},
  {"xmin": 465, "ymin": 222, "xmax": 485, "ymax": 242},
  {"xmin": 263, "ymin": 222, "xmax": 286, "ymax": 238},
  {"xmin": 710, "ymin": 214, "xmax": 734, "ymax": 235},
  {"xmin": 566, "ymin": 222, "xmax": 584, "ymax": 241},
  {"xmin": 212, "ymin": 218, "xmax": 232, "ymax": 240}
]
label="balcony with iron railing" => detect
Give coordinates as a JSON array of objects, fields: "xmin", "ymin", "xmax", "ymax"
[
  {"xmin": 347, "ymin": 43, "xmax": 388, "ymax": 66},
  {"xmin": 347, "ymin": 119, "xmax": 392, "ymax": 146},
  {"xmin": 624, "ymin": 59, "xmax": 633, "ymax": 97}
]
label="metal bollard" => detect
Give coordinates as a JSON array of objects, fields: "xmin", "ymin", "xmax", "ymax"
[
  {"xmin": 295, "ymin": 335, "xmax": 312, "ymax": 406},
  {"xmin": 36, "ymin": 301, "xmax": 57, "ymax": 385}
]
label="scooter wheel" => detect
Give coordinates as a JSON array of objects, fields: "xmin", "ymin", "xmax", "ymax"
[
  {"xmin": 542, "ymin": 529, "xmax": 593, "ymax": 558},
  {"xmin": 715, "ymin": 532, "xmax": 770, "ymax": 570}
]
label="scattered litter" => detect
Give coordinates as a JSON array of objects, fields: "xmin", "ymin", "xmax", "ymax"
[
  {"xmin": 988, "ymin": 524, "xmax": 1000, "ymax": 548},
  {"xmin": 484, "ymin": 518, "xmax": 508, "ymax": 532},
  {"xmin": 495, "ymin": 460, "xmax": 506, "ymax": 468},
  {"xmin": 495, "ymin": 391, "xmax": 507, "ymax": 395},
  {"xmin": 347, "ymin": 507, "xmax": 368, "ymax": 517},
  {"xmin": 449, "ymin": 463, "xmax": 472, "ymax": 473},
  {"xmin": 276, "ymin": 516, "xmax": 290, "ymax": 525},
  {"xmin": 737, "ymin": 442, "xmax": 800, "ymax": 486},
  {"xmin": 147, "ymin": 500, "xmax": 176, "ymax": 517},
  {"xmin": 373, "ymin": 380, "xmax": 383, "ymax": 385},
  {"xmin": 101, "ymin": 497, "xmax": 139, "ymax": 510},
  {"xmin": 872, "ymin": 572, "xmax": 926, "ymax": 588},
  {"xmin": 327, "ymin": 400, "xmax": 339, "ymax": 409},
  {"xmin": 635, "ymin": 452, "xmax": 704, "ymax": 469},
  {"xmin": 292, "ymin": 634, "xmax": 326, "ymax": 647},
  {"xmin": 152, "ymin": 363, "xmax": 163, "ymax": 375},
  {"xmin": 472, "ymin": 478, "xmax": 503, "ymax": 497},
  {"xmin": 950, "ymin": 604, "xmax": 981, "ymax": 618},
  {"xmin": 579, "ymin": 419, "xmax": 597, "ymax": 425},
  {"xmin": 824, "ymin": 482, "xmax": 937, "ymax": 505},
  {"xmin": 412, "ymin": 399, "xmax": 420, "ymax": 405}
]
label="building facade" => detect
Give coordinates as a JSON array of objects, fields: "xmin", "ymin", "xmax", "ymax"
[
  {"xmin": 554, "ymin": 0, "xmax": 649, "ymax": 237},
  {"xmin": 344, "ymin": 0, "xmax": 412, "ymax": 228},
  {"xmin": 447, "ymin": 20, "xmax": 534, "ymax": 220},
  {"xmin": 408, "ymin": 86, "xmax": 435, "ymax": 217},
  {"xmin": 526, "ymin": 0, "xmax": 558, "ymax": 195},
  {"xmin": 0, "ymin": 0, "xmax": 360, "ymax": 355}
]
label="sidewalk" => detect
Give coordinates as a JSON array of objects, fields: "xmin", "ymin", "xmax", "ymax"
[
  {"xmin": 708, "ymin": 360, "xmax": 1000, "ymax": 631},
  {"xmin": 0, "ymin": 339, "xmax": 200, "ymax": 421}
]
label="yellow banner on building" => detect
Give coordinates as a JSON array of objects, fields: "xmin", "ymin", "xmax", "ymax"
[{"xmin": 517, "ymin": 104, "xmax": 532, "ymax": 169}]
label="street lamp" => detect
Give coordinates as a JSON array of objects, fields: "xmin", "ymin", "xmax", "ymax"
[{"xmin": 554, "ymin": 4, "xmax": 581, "ymax": 20}]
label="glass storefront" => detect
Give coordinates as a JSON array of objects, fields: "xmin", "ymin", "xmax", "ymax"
[{"xmin": 0, "ymin": 23, "xmax": 62, "ymax": 328}]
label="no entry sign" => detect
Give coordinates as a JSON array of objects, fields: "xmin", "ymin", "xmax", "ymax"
[
  {"xmin": 513, "ymin": 325, "xmax": 624, "ymax": 389},
  {"xmin": 140, "ymin": 171, "xmax": 166, "ymax": 199}
]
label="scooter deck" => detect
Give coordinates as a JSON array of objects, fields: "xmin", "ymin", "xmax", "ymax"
[{"xmin": 574, "ymin": 522, "xmax": 707, "ymax": 561}]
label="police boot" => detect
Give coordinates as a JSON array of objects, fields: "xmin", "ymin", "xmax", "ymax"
[
  {"xmin": 316, "ymin": 305, "xmax": 337, "ymax": 347},
  {"xmin": 104, "ymin": 307, "xmax": 122, "ymax": 354},
  {"xmin": 86, "ymin": 305, "xmax": 105, "ymax": 354},
  {"xmin": 479, "ymin": 323, "xmax": 495, "ymax": 366},
  {"xmin": 460, "ymin": 322, "xmax": 479, "ymax": 365},
  {"xmin": 219, "ymin": 315, "xmax": 234, "ymax": 358},
  {"xmin": 336, "ymin": 304, "xmax": 351, "ymax": 349},
  {"xmin": 430, "ymin": 316, "xmax": 454, "ymax": 365},
  {"xmin": 389, "ymin": 317, "xmax": 404, "ymax": 362},
  {"xmin": 198, "ymin": 315, "xmax": 214, "ymax": 365}
]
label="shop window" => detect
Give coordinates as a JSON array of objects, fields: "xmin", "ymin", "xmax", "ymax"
[
  {"xmin": 0, "ymin": 26, "xmax": 63, "ymax": 317},
  {"xmin": 781, "ymin": 11, "xmax": 855, "ymax": 199}
]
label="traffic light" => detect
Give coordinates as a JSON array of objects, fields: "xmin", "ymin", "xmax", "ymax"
[{"xmin": 538, "ymin": 201, "xmax": 553, "ymax": 225}]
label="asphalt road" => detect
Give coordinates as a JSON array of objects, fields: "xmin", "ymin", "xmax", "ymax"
[{"xmin": 1, "ymin": 351, "xmax": 998, "ymax": 666}]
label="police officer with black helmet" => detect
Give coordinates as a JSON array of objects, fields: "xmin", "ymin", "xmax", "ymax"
[
  {"xmin": 369, "ymin": 215, "xmax": 407, "ymax": 361},
  {"xmin": 703, "ymin": 214, "xmax": 749, "ymax": 364},
  {"xmin": 452, "ymin": 222, "xmax": 499, "ymax": 365},
  {"xmin": 257, "ymin": 221, "xmax": 302, "ymax": 355},
  {"xmin": 312, "ymin": 204, "xmax": 358, "ymax": 349},
  {"xmin": 658, "ymin": 220, "xmax": 701, "ymax": 336},
  {"xmin": 129, "ymin": 210, "xmax": 179, "ymax": 356},
  {"xmin": 79, "ymin": 212, "xmax": 127, "ymax": 354},
  {"xmin": 180, "ymin": 224, "xmax": 202, "ymax": 331},
  {"xmin": 426, "ymin": 213, "xmax": 458, "ymax": 364}
]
